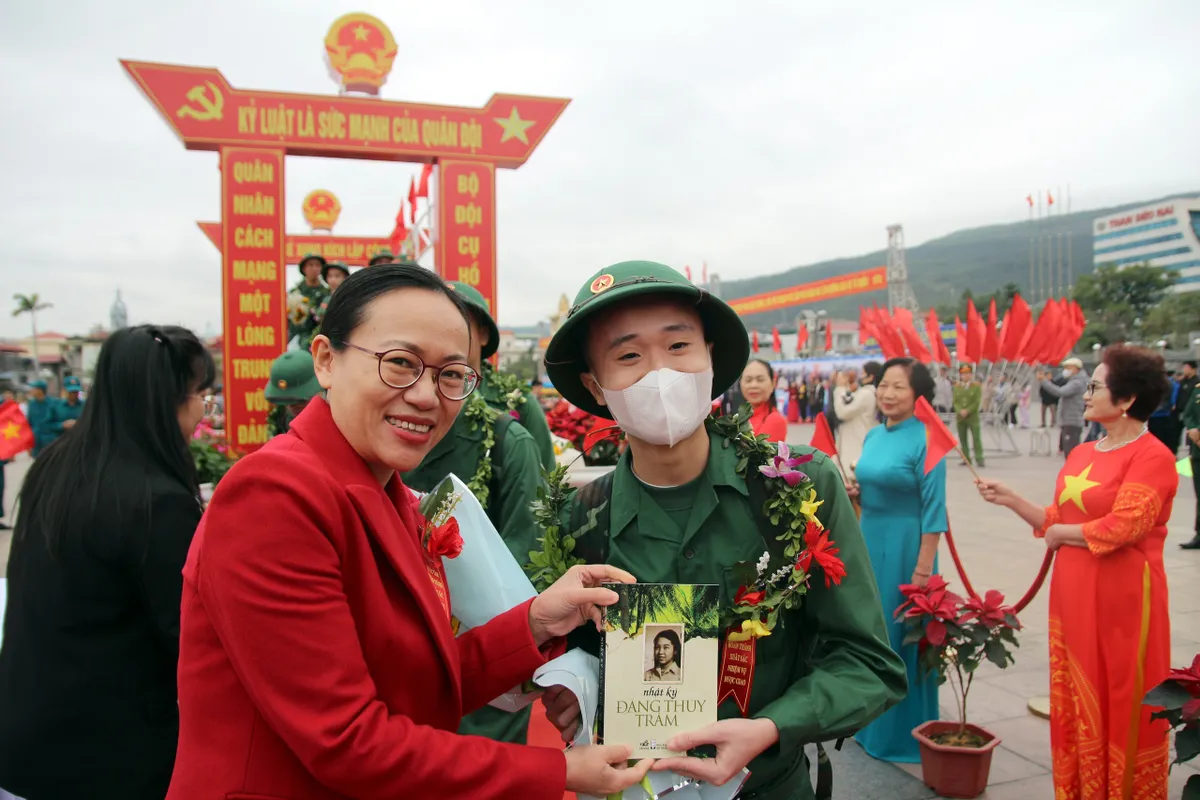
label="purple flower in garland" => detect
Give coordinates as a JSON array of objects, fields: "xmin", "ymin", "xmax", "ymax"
[
  {"xmin": 758, "ymin": 442, "xmax": 814, "ymax": 487},
  {"xmin": 509, "ymin": 410, "xmax": 521, "ymax": 421}
]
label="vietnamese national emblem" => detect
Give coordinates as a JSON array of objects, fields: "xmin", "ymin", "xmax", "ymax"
[{"xmin": 324, "ymin": 13, "xmax": 398, "ymax": 96}]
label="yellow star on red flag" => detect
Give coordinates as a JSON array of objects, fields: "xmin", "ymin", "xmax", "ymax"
[
  {"xmin": 1, "ymin": 421, "xmax": 19, "ymax": 440},
  {"xmin": 1058, "ymin": 463, "xmax": 1100, "ymax": 513}
]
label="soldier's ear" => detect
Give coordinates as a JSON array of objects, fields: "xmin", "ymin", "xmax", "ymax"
[{"xmin": 581, "ymin": 372, "xmax": 607, "ymax": 407}]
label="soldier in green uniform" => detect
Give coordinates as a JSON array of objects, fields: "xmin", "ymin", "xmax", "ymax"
[
  {"xmin": 1180, "ymin": 389, "xmax": 1200, "ymax": 549},
  {"xmin": 367, "ymin": 249, "xmax": 395, "ymax": 266},
  {"xmin": 401, "ymin": 280, "xmax": 545, "ymax": 745},
  {"xmin": 953, "ymin": 363, "xmax": 984, "ymax": 466},
  {"xmin": 288, "ymin": 253, "xmax": 330, "ymax": 351},
  {"xmin": 444, "ymin": 281, "xmax": 557, "ymax": 471},
  {"xmin": 263, "ymin": 351, "xmax": 323, "ymax": 436},
  {"xmin": 48, "ymin": 376, "xmax": 86, "ymax": 439},
  {"xmin": 539, "ymin": 261, "xmax": 905, "ymax": 800}
]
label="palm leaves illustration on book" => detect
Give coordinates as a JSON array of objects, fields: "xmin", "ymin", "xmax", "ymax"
[{"xmin": 612, "ymin": 584, "xmax": 720, "ymax": 641}]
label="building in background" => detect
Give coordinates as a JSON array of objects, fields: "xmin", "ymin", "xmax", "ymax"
[{"xmin": 1092, "ymin": 197, "xmax": 1200, "ymax": 291}]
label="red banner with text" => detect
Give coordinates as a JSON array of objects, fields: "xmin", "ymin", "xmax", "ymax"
[
  {"xmin": 437, "ymin": 160, "xmax": 497, "ymax": 318},
  {"xmin": 197, "ymin": 222, "xmax": 390, "ymax": 267},
  {"xmin": 220, "ymin": 147, "xmax": 286, "ymax": 453},
  {"xmin": 728, "ymin": 266, "xmax": 888, "ymax": 317}
]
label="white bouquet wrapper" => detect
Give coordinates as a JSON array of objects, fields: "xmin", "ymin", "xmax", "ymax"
[
  {"xmin": 412, "ymin": 474, "xmax": 541, "ymax": 712},
  {"xmin": 534, "ymin": 649, "xmax": 747, "ymax": 800}
]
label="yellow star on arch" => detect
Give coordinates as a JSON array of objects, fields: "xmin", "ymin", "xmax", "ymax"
[
  {"xmin": 1058, "ymin": 463, "xmax": 1101, "ymax": 513},
  {"xmin": 2, "ymin": 421, "xmax": 19, "ymax": 439},
  {"xmin": 494, "ymin": 106, "xmax": 535, "ymax": 145}
]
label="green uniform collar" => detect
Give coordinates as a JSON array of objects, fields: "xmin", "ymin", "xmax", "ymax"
[{"xmin": 609, "ymin": 428, "xmax": 748, "ymax": 540}]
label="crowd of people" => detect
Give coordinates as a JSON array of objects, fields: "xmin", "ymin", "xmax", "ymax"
[{"xmin": 0, "ymin": 259, "xmax": 1191, "ymax": 799}]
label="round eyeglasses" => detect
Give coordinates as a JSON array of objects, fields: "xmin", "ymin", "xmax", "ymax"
[{"xmin": 343, "ymin": 343, "xmax": 480, "ymax": 401}]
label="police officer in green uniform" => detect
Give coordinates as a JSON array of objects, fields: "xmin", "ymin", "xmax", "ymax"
[
  {"xmin": 540, "ymin": 261, "xmax": 905, "ymax": 800},
  {"xmin": 289, "ymin": 253, "xmax": 330, "ymax": 350},
  {"xmin": 48, "ymin": 376, "xmax": 86, "ymax": 439},
  {"xmin": 953, "ymin": 364, "xmax": 984, "ymax": 466},
  {"xmin": 446, "ymin": 281, "xmax": 557, "ymax": 471},
  {"xmin": 367, "ymin": 249, "xmax": 395, "ymax": 266},
  {"xmin": 263, "ymin": 351, "xmax": 323, "ymax": 436},
  {"xmin": 401, "ymin": 280, "xmax": 545, "ymax": 745}
]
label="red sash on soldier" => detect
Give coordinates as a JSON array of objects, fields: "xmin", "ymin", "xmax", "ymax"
[{"xmin": 716, "ymin": 633, "xmax": 757, "ymax": 715}]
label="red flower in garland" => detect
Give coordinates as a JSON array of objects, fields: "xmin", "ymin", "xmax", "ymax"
[
  {"xmin": 795, "ymin": 520, "xmax": 846, "ymax": 588},
  {"xmin": 734, "ymin": 586, "xmax": 766, "ymax": 606},
  {"xmin": 427, "ymin": 517, "xmax": 463, "ymax": 559}
]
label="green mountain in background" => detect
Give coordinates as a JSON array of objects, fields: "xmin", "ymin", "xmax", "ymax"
[{"xmin": 722, "ymin": 192, "xmax": 1199, "ymax": 327}]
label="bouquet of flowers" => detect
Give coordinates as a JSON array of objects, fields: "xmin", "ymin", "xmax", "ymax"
[
  {"xmin": 286, "ymin": 291, "xmax": 312, "ymax": 326},
  {"xmin": 190, "ymin": 419, "xmax": 235, "ymax": 488},
  {"xmin": 545, "ymin": 400, "xmax": 622, "ymax": 466}
]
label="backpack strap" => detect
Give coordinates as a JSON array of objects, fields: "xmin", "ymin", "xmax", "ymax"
[{"xmin": 568, "ymin": 470, "xmax": 614, "ymax": 564}]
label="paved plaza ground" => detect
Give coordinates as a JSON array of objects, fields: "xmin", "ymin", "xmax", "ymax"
[{"xmin": 1, "ymin": 419, "xmax": 1198, "ymax": 798}]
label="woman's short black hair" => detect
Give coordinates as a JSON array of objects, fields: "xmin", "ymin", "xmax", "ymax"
[
  {"xmin": 1103, "ymin": 345, "xmax": 1170, "ymax": 422},
  {"xmin": 320, "ymin": 263, "xmax": 474, "ymax": 353},
  {"xmin": 862, "ymin": 361, "xmax": 883, "ymax": 384},
  {"xmin": 880, "ymin": 357, "xmax": 936, "ymax": 404},
  {"xmin": 654, "ymin": 629, "xmax": 682, "ymax": 667},
  {"xmin": 742, "ymin": 358, "xmax": 778, "ymax": 409}
]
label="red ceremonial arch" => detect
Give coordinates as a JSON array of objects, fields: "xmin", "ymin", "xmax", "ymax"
[{"xmin": 122, "ymin": 13, "xmax": 569, "ymax": 451}]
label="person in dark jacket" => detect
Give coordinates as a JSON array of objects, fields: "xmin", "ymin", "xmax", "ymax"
[
  {"xmin": 0, "ymin": 325, "xmax": 216, "ymax": 800},
  {"xmin": 23, "ymin": 380, "xmax": 60, "ymax": 457}
]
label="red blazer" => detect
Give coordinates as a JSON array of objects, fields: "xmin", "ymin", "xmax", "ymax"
[{"xmin": 168, "ymin": 399, "xmax": 567, "ymax": 799}]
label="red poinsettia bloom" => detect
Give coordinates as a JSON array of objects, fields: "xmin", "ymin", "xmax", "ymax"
[
  {"xmin": 959, "ymin": 589, "xmax": 1019, "ymax": 630},
  {"xmin": 896, "ymin": 574, "xmax": 962, "ymax": 622},
  {"xmin": 797, "ymin": 520, "xmax": 846, "ymax": 588},
  {"xmin": 734, "ymin": 586, "xmax": 766, "ymax": 606},
  {"xmin": 1169, "ymin": 654, "xmax": 1200, "ymax": 698},
  {"xmin": 1184, "ymin": 698, "xmax": 1200, "ymax": 722},
  {"xmin": 427, "ymin": 518, "xmax": 463, "ymax": 559}
]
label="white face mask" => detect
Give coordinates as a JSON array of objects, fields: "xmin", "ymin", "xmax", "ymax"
[{"xmin": 600, "ymin": 367, "xmax": 714, "ymax": 447}]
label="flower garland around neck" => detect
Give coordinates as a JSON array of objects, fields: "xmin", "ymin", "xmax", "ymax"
[
  {"xmin": 522, "ymin": 404, "xmax": 847, "ymax": 632},
  {"xmin": 461, "ymin": 371, "xmax": 527, "ymax": 508},
  {"xmin": 709, "ymin": 405, "xmax": 847, "ymax": 641}
]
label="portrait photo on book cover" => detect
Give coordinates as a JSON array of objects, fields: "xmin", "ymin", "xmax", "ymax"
[{"xmin": 643, "ymin": 624, "xmax": 684, "ymax": 683}]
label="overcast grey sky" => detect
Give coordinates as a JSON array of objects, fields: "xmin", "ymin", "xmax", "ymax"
[{"xmin": 2, "ymin": 0, "xmax": 1197, "ymax": 338}]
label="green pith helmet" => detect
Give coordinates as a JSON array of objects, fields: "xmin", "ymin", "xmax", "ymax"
[
  {"xmin": 298, "ymin": 252, "xmax": 327, "ymax": 272},
  {"xmin": 446, "ymin": 281, "xmax": 500, "ymax": 360},
  {"xmin": 322, "ymin": 261, "xmax": 351, "ymax": 282},
  {"xmin": 544, "ymin": 260, "xmax": 748, "ymax": 418},
  {"xmin": 263, "ymin": 351, "xmax": 322, "ymax": 405},
  {"xmin": 368, "ymin": 249, "xmax": 395, "ymax": 266}
]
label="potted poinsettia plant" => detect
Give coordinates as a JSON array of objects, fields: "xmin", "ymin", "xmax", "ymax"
[
  {"xmin": 1143, "ymin": 654, "xmax": 1200, "ymax": 799},
  {"xmin": 895, "ymin": 576, "xmax": 1022, "ymax": 799},
  {"xmin": 191, "ymin": 419, "xmax": 236, "ymax": 502}
]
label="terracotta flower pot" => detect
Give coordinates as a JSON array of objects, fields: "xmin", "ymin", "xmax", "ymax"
[{"xmin": 911, "ymin": 720, "xmax": 1002, "ymax": 799}]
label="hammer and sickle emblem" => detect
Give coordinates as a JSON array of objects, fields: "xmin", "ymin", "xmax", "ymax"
[{"xmin": 176, "ymin": 82, "xmax": 224, "ymax": 122}]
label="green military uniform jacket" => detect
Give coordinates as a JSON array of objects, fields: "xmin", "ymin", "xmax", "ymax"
[
  {"xmin": 478, "ymin": 365, "xmax": 556, "ymax": 472},
  {"xmin": 289, "ymin": 281, "xmax": 329, "ymax": 350},
  {"xmin": 401, "ymin": 405, "xmax": 544, "ymax": 744},
  {"xmin": 953, "ymin": 381, "xmax": 982, "ymax": 419},
  {"xmin": 1183, "ymin": 391, "xmax": 1200, "ymax": 459},
  {"xmin": 564, "ymin": 431, "xmax": 906, "ymax": 800}
]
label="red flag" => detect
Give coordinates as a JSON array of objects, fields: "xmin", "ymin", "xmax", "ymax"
[
  {"xmin": 983, "ymin": 299, "xmax": 1001, "ymax": 363},
  {"xmin": 751, "ymin": 330, "xmax": 759, "ymax": 353},
  {"xmin": 858, "ymin": 307, "xmax": 874, "ymax": 347},
  {"xmin": 684, "ymin": 265, "xmax": 692, "ymax": 281},
  {"xmin": 999, "ymin": 294, "xmax": 1032, "ymax": 362},
  {"xmin": 925, "ymin": 309, "xmax": 952, "ymax": 365},
  {"xmin": 914, "ymin": 396, "xmax": 957, "ymax": 474},
  {"xmin": 416, "ymin": 163, "xmax": 433, "ymax": 199},
  {"xmin": 965, "ymin": 300, "xmax": 985, "ymax": 365},
  {"xmin": 702, "ymin": 262, "xmax": 708, "ymax": 284},
  {"xmin": 419, "ymin": 228, "xmax": 431, "ymax": 251},
  {"xmin": 408, "ymin": 178, "xmax": 418, "ymax": 223},
  {"xmin": 771, "ymin": 326, "xmax": 782, "ymax": 353},
  {"xmin": 796, "ymin": 325, "xmax": 808, "ymax": 353},
  {"xmin": 894, "ymin": 308, "xmax": 932, "ymax": 364},
  {"xmin": 824, "ymin": 322, "xmax": 833, "ymax": 353},
  {"xmin": 811, "ymin": 413, "xmax": 837, "ymax": 457},
  {"xmin": 955, "ymin": 315, "xmax": 967, "ymax": 359},
  {"xmin": 871, "ymin": 306, "xmax": 906, "ymax": 360},
  {"xmin": 0, "ymin": 402, "xmax": 35, "ymax": 460},
  {"xmin": 1047, "ymin": 190, "xmax": 1055, "ymax": 206},
  {"xmin": 1026, "ymin": 194, "xmax": 1033, "ymax": 208},
  {"xmin": 389, "ymin": 202, "xmax": 409, "ymax": 255}
]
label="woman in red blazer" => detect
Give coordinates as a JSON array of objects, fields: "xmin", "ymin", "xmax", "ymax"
[{"xmin": 168, "ymin": 265, "xmax": 652, "ymax": 799}]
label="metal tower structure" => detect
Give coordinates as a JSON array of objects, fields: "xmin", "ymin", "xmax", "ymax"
[{"xmin": 886, "ymin": 224, "xmax": 920, "ymax": 312}]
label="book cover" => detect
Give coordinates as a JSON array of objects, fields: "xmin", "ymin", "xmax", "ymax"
[{"xmin": 598, "ymin": 582, "xmax": 720, "ymax": 759}]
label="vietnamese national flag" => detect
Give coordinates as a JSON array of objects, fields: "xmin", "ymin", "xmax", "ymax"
[
  {"xmin": 811, "ymin": 413, "xmax": 837, "ymax": 457},
  {"xmin": 824, "ymin": 322, "xmax": 833, "ymax": 353},
  {"xmin": 983, "ymin": 299, "xmax": 1001, "ymax": 363},
  {"xmin": 0, "ymin": 402, "xmax": 34, "ymax": 460},
  {"xmin": 751, "ymin": 330, "xmax": 759, "ymax": 353},
  {"xmin": 771, "ymin": 326, "xmax": 782, "ymax": 353},
  {"xmin": 416, "ymin": 163, "xmax": 433, "ymax": 199},
  {"xmin": 914, "ymin": 396, "xmax": 957, "ymax": 474},
  {"xmin": 796, "ymin": 324, "xmax": 808, "ymax": 353}
]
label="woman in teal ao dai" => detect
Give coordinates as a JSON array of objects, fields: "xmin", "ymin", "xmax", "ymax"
[{"xmin": 849, "ymin": 357, "xmax": 948, "ymax": 763}]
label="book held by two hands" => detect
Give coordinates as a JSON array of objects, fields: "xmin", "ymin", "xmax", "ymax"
[{"xmin": 598, "ymin": 582, "xmax": 720, "ymax": 759}]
